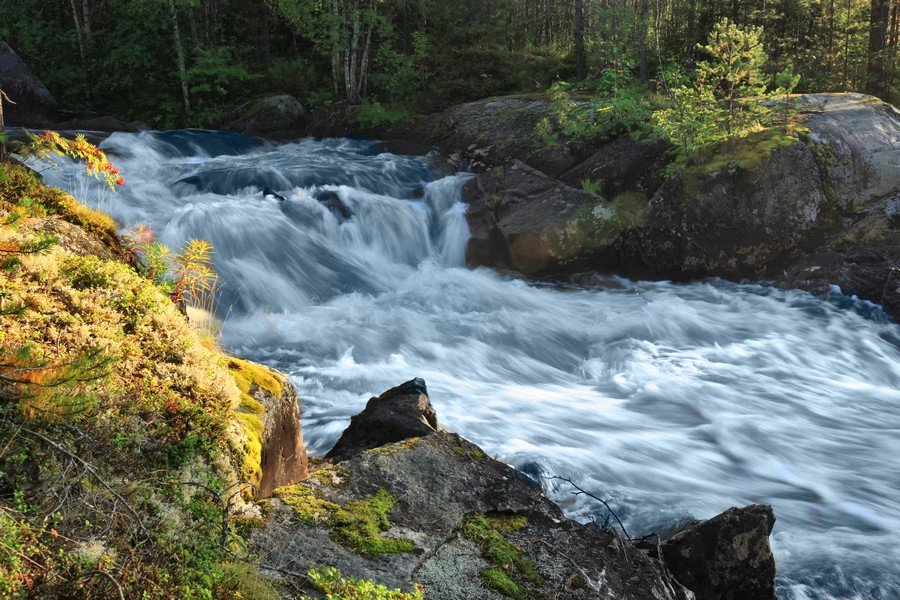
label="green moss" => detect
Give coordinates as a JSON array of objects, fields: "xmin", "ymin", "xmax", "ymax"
[
  {"xmin": 307, "ymin": 463, "xmax": 347, "ymax": 487},
  {"xmin": 691, "ymin": 128, "xmax": 799, "ymax": 175},
  {"xmin": 482, "ymin": 568, "xmax": 524, "ymax": 599},
  {"xmin": 308, "ymin": 565, "xmax": 424, "ymax": 599},
  {"xmin": 273, "ymin": 484, "xmax": 339, "ymax": 524},
  {"xmin": 228, "ymin": 357, "xmax": 285, "ymax": 401},
  {"xmin": 331, "ymin": 489, "xmax": 418, "ymax": 556},
  {"xmin": 273, "ymin": 486, "xmax": 417, "ymax": 556},
  {"xmin": 462, "ymin": 513, "xmax": 542, "ymax": 597},
  {"xmin": 364, "ymin": 437, "xmax": 421, "ymax": 456}
]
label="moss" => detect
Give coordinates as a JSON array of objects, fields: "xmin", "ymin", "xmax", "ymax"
[
  {"xmin": 307, "ymin": 463, "xmax": 348, "ymax": 487},
  {"xmin": 214, "ymin": 562, "xmax": 280, "ymax": 600},
  {"xmin": 570, "ymin": 573, "xmax": 588, "ymax": 589},
  {"xmin": 309, "ymin": 565, "xmax": 424, "ymax": 599},
  {"xmin": 482, "ymin": 568, "xmax": 524, "ymax": 599},
  {"xmin": 273, "ymin": 484, "xmax": 339, "ymax": 524},
  {"xmin": 273, "ymin": 486, "xmax": 416, "ymax": 556},
  {"xmin": 462, "ymin": 513, "xmax": 542, "ymax": 597},
  {"xmin": 364, "ymin": 437, "xmax": 421, "ymax": 456},
  {"xmin": 690, "ymin": 128, "xmax": 799, "ymax": 175},
  {"xmin": 330, "ymin": 489, "xmax": 418, "ymax": 556},
  {"xmin": 227, "ymin": 357, "xmax": 287, "ymax": 492},
  {"xmin": 0, "ymin": 163, "xmax": 120, "ymax": 250}
]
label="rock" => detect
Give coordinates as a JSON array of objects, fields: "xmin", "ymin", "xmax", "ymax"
[
  {"xmin": 257, "ymin": 379, "xmax": 309, "ymax": 499},
  {"xmin": 659, "ymin": 504, "xmax": 777, "ymax": 600},
  {"xmin": 560, "ymin": 134, "xmax": 671, "ymax": 197},
  {"xmin": 325, "ymin": 378, "xmax": 439, "ymax": 462},
  {"xmin": 224, "ymin": 95, "xmax": 307, "ymax": 136},
  {"xmin": 464, "ymin": 161, "xmax": 646, "ymax": 275},
  {"xmin": 0, "ymin": 42, "xmax": 57, "ymax": 126},
  {"xmin": 255, "ymin": 379, "xmax": 693, "ymax": 599}
]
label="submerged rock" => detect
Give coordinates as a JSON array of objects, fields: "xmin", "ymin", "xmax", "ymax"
[
  {"xmin": 325, "ymin": 377, "xmax": 439, "ymax": 462},
  {"xmin": 255, "ymin": 379, "xmax": 776, "ymax": 599}
]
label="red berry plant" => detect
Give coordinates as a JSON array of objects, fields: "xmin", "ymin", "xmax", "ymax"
[{"xmin": 26, "ymin": 131, "xmax": 125, "ymax": 189}]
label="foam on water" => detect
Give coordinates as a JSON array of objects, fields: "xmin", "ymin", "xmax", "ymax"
[{"xmin": 42, "ymin": 131, "xmax": 900, "ymax": 599}]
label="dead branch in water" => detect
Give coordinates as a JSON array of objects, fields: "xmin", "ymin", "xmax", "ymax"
[{"xmin": 544, "ymin": 475, "xmax": 632, "ymax": 541}]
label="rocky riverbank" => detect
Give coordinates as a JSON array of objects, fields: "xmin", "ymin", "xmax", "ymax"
[
  {"xmin": 252, "ymin": 378, "xmax": 777, "ymax": 599},
  {"xmin": 353, "ymin": 92, "xmax": 899, "ymax": 319}
]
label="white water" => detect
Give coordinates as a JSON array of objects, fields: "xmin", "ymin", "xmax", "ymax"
[{"xmin": 44, "ymin": 131, "xmax": 900, "ymax": 599}]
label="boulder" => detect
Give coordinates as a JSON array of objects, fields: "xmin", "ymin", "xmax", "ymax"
[
  {"xmin": 325, "ymin": 378, "xmax": 439, "ymax": 462},
  {"xmin": 0, "ymin": 42, "xmax": 57, "ymax": 126},
  {"xmin": 255, "ymin": 379, "xmax": 309, "ymax": 498},
  {"xmin": 658, "ymin": 504, "xmax": 776, "ymax": 600},
  {"xmin": 464, "ymin": 161, "xmax": 647, "ymax": 275},
  {"xmin": 225, "ymin": 94, "xmax": 307, "ymax": 136},
  {"xmin": 255, "ymin": 379, "xmax": 695, "ymax": 599}
]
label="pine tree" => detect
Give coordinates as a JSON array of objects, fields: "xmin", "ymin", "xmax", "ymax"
[{"xmin": 696, "ymin": 18, "xmax": 769, "ymax": 144}]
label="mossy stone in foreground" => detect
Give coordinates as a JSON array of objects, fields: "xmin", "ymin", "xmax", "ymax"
[{"xmin": 462, "ymin": 513, "xmax": 542, "ymax": 598}]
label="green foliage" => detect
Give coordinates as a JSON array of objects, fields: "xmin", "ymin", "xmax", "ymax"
[
  {"xmin": 461, "ymin": 513, "xmax": 541, "ymax": 599},
  {"xmin": 307, "ymin": 565, "xmax": 424, "ymax": 600},
  {"xmin": 696, "ymin": 18, "xmax": 769, "ymax": 142},
  {"xmin": 356, "ymin": 102, "xmax": 413, "ymax": 129},
  {"xmin": 186, "ymin": 47, "xmax": 257, "ymax": 126},
  {"xmin": 536, "ymin": 79, "xmax": 655, "ymax": 145},
  {"xmin": 580, "ymin": 178, "xmax": 604, "ymax": 195}
]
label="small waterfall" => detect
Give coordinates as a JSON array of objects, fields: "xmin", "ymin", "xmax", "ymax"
[{"xmin": 42, "ymin": 130, "xmax": 900, "ymax": 600}]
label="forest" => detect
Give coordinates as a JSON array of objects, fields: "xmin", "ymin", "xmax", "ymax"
[{"xmin": 1, "ymin": 0, "xmax": 898, "ymax": 128}]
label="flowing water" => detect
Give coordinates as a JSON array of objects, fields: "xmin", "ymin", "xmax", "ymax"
[{"xmin": 42, "ymin": 130, "xmax": 900, "ymax": 599}]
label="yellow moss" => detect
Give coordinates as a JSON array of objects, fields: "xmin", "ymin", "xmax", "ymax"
[{"xmin": 273, "ymin": 484, "xmax": 339, "ymax": 524}]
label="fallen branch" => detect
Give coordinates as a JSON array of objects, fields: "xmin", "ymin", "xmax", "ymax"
[
  {"xmin": 544, "ymin": 475, "xmax": 631, "ymax": 540},
  {"xmin": 75, "ymin": 569, "xmax": 126, "ymax": 600}
]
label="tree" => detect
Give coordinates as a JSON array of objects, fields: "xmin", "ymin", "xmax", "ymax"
[
  {"xmin": 867, "ymin": 0, "xmax": 891, "ymax": 95},
  {"xmin": 575, "ymin": 0, "xmax": 587, "ymax": 79},
  {"xmin": 697, "ymin": 18, "xmax": 769, "ymax": 143},
  {"xmin": 169, "ymin": 0, "xmax": 192, "ymax": 114}
]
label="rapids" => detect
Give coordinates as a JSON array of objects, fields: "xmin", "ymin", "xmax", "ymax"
[{"xmin": 41, "ymin": 130, "xmax": 900, "ymax": 599}]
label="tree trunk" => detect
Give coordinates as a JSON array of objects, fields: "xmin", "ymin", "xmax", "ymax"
[
  {"xmin": 82, "ymin": 0, "xmax": 92, "ymax": 48},
  {"xmin": 638, "ymin": 0, "xmax": 651, "ymax": 82},
  {"xmin": 169, "ymin": 0, "xmax": 191, "ymax": 114},
  {"xmin": 574, "ymin": 0, "xmax": 587, "ymax": 79},
  {"xmin": 867, "ymin": 0, "xmax": 890, "ymax": 95},
  {"xmin": 69, "ymin": 0, "xmax": 86, "ymax": 64}
]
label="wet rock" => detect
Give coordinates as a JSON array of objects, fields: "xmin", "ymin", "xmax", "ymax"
[
  {"xmin": 325, "ymin": 378, "xmax": 439, "ymax": 462},
  {"xmin": 224, "ymin": 95, "xmax": 307, "ymax": 136},
  {"xmin": 660, "ymin": 504, "xmax": 777, "ymax": 600},
  {"xmin": 0, "ymin": 42, "xmax": 57, "ymax": 126},
  {"xmin": 887, "ymin": 196, "xmax": 900, "ymax": 228},
  {"xmin": 257, "ymin": 380, "xmax": 309, "ymax": 498},
  {"xmin": 315, "ymin": 190, "xmax": 354, "ymax": 220}
]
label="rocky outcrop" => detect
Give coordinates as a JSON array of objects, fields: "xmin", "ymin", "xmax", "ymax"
[
  {"xmin": 258, "ymin": 379, "xmax": 309, "ymax": 498},
  {"xmin": 0, "ymin": 42, "xmax": 57, "ymax": 126},
  {"xmin": 325, "ymin": 377, "xmax": 439, "ymax": 462},
  {"xmin": 410, "ymin": 92, "xmax": 898, "ymax": 317},
  {"xmin": 254, "ymin": 379, "xmax": 777, "ymax": 600},
  {"xmin": 652, "ymin": 505, "xmax": 777, "ymax": 600},
  {"xmin": 224, "ymin": 94, "xmax": 307, "ymax": 137}
]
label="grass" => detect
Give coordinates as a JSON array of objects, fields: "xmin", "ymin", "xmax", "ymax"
[{"xmin": 461, "ymin": 513, "xmax": 542, "ymax": 599}]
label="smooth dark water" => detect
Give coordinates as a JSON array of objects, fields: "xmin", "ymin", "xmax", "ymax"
[{"xmin": 43, "ymin": 131, "xmax": 900, "ymax": 599}]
